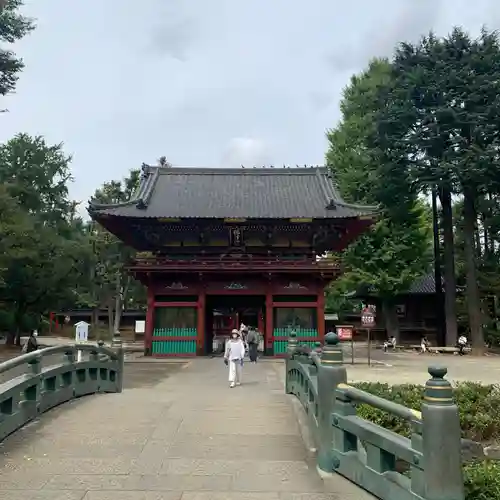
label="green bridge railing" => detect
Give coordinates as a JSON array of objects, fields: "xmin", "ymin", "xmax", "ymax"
[
  {"xmin": 0, "ymin": 341, "xmax": 124, "ymax": 442},
  {"xmin": 285, "ymin": 332, "xmax": 464, "ymax": 500}
]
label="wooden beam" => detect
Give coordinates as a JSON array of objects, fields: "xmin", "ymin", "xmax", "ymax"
[
  {"xmin": 154, "ymin": 302, "xmax": 198, "ymax": 307},
  {"xmin": 271, "ymin": 302, "xmax": 318, "ymax": 308}
]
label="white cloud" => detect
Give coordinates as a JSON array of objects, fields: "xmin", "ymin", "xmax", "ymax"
[{"xmin": 221, "ymin": 137, "xmax": 270, "ymax": 167}]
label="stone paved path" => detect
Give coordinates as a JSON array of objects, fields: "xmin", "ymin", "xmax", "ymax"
[{"xmin": 0, "ymin": 359, "xmax": 368, "ymax": 500}]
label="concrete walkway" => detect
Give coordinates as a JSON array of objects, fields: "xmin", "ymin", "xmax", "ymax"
[{"xmin": 0, "ymin": 359, "xmax": 369, "ymax": 500}]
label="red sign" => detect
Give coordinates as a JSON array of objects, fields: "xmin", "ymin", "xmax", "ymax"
[
  {"xmin": 336, "ymin": 325, "xmax": 353, "ymax": 340},
  {"xmin": 361, "ymin": 307, "xmax": 376, "ymax": 328}
]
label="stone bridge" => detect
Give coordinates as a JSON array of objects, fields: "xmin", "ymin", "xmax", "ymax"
[{"xmin": 0, "ymin": 338, "xmax": 465, "ymax": 500}]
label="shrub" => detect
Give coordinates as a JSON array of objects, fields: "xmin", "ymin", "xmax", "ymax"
[
  {"xmin": 352, "ymin": 382, "xmax": 500, "ymax": 500},
  {"xmin": 463, "ymin": 461, "xmax": 500, "ymax": 500},
  {"xmin": 352, "ymin": 381, "xmax": 500, "ymax": 442}
]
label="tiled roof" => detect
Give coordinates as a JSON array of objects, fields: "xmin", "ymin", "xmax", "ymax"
[
  {"xmin": 88, "ymin": 165, "xmax": 377, "ymax": 220},
  {"xmin": 350, "ymin": 273, "xmax": 437, "ymax": 298},
  {"xmin": 408, "ymin": 273, "xmax": 436, "ymax": 294}
]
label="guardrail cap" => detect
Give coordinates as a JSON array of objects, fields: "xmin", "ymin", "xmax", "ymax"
[
  {"xmin": 325, "ymin": 332, "xmax": 339, "ymax": 345},
  {"xmin": 424, "ymin": 365, "xmax": 453, "ymax": 405}
]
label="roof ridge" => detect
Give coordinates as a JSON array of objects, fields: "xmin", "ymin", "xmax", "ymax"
[{"xmin": 144, "ymin": 165, "xmax": 330, "ymax": 176}]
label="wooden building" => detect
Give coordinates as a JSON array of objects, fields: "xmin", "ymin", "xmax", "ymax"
[
  {"xmin": 88, "ymin": 165, "xmax": 375, "ymax": 357},
  {"xmin": 341, "ymin": 274, "xmax": 439, "ymax": 344}
]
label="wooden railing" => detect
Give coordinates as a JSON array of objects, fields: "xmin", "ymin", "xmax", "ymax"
[
  {"xmin": 130, "ymin": 254, "xmax": 340, "ymax": 271},
  {"xmin": 285, "ymin": 333, "xmax": 465, "ymax": 500}
]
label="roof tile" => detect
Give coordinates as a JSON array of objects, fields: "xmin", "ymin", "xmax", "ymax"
[{"xmin": 89, "ymin": 166, "xmax": 376, "ymax": 219}]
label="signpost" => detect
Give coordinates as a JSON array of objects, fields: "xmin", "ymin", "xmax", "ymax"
[
  {"xmin": 361, "ymin": 305, "xmax": 376, "ymax": 366},
  {"xmin": 336, "ymin": 325, "xmax": 355, "ymax": 364},
  {"xmin": 74, "ymin": 321, "xmax": 89, "ymax": 362}
]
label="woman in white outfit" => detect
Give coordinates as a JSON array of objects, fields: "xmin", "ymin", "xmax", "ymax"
[{"xmin": 224, "ymin": 329, "xmax": 245, "ymax": 388}]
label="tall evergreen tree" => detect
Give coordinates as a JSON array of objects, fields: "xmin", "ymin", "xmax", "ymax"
[
  {"xmin": 326, "ymin": 59, "xmax": 432, "ymax": 340},
  {"xmin": 374, "ymin": 28, "xmax": 500, "ymax": 352}
]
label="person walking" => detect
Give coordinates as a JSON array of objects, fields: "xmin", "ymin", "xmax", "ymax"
[
  {"xmin": 224, "ymin": 329, "xmax": 245, "ymax": 388},
  {"xmin": 247, "ymin": 327, "xmax": 259, "ymax": 363},
  {"xmin": 22, "ymin": 330, "xmax": 39, "ymax": 353}
]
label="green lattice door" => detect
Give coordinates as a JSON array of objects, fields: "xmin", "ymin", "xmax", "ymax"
[
  {"xmin": 273, "ymin": 307, "xmax": 317, "ymax": 355},
  {"xmin": 152, "ymin": 306, "xmax": 197, "ymax": 355}
]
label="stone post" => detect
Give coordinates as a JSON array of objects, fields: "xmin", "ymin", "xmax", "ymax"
[
  {"xmin": 115, "ymin": 344, "xmax": 125, "ymax": 393},
  {"xmin": 421, "ymin": 366, "xmax": 464, "ymax": 500},
  {"xmin": 285, "ymin": 331, "xmax": 298, "ymax": 394},
  {"xmin": 313, "ymin": 341, "xmax": 322, "ymax": 355},
  {"xmin": 317, "ymin": 332, "xmax": 347, "ymax": 473},
  {"xmin": 28, "ymin": 352, "xmax": 42, "ymax": 376},
  {"xmin": 111, "ymin": 329, "xmax": 123, "ymax": 349}
]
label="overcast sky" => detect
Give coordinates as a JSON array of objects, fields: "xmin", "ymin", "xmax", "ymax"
[{"xmin": 2, "ymin": 0, "xmax": 500, "ymax": 212}]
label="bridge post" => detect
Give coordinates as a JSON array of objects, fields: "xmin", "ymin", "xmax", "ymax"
[
  {"xmin": 115, "ymin": 344, "xmax": 125, "ymax": 393},
  {"xmin": 317, "ymin": 332, "xmax": 347, "ymax": 473},
  {"xmin": 421, "ymin": 366, "xmax": 464, "ymax": 500},
  {"xmin": 285, "ymin": 332, "xmax": 298, "ymax": 394}
]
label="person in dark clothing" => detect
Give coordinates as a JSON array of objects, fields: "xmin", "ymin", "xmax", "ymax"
[
  {"xmin": 246, "ymin": 327, "xmax": 259, "ymax": 363},
  {"xmin": 24, "ymin": 330, "xmax": 39, "ymax": 353}
]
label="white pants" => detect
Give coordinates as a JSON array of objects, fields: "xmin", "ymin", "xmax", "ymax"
[{"xmin": 228, "ymin": 360, "xmax": 242, "ymax": 384}]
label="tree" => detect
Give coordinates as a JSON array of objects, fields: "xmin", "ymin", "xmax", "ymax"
[
  {"xmin": 326, "ymin": 59, "xmax": 432, "ymax": 340},
  {"xmin": 86, "ymin": 169, "xmax": 145, "ymax": 337},
  {"xmin": 0, "ymin": 0, "xmax": 35, "ymax": 102},
  {"xmin": 0, "ymin": 184, "xmax": 88, "ymax": 343},
  {"xmin": 0, "ymin": 134, "xmax": 83, "ymax": 343},
  {"xmin": 374, "ymin": 28, "xmax": 500, "ymax": 352},
  {"xmin": 0, "ymin": 134, "xmax": 73, "ymax": 227}
]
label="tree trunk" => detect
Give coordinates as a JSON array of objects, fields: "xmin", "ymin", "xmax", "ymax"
[
  {"xmin": 382, "ymin": 299, "xmax": 400, "ymax": 342},
  {"xmin": 463, "ymin": 189, "xmax": 484, "ymax": 354},
  {"xmin": 113, "ymin": 275, "xmax": 131, "ymax": 335},
  {"xmin": 91, "ymin": 308, "xmax": 99, "ymax": 340},
  {"xmin": 113, "ymin": 273, "xmax": 123, "ymax": 334},
  {"xmin": 439, "ymin": 187, "xmax": 458, "ymax": 346},
  {"xmin": 8, "ymin": 305, "xmax": 25, "ymax": 346},
  {"xmin": 107, "ymin": 302, "xmax": 114, "ymax": 338},
  {"xmin": 432, "ymin": 188, "xmax": 446, "ymax": 346}
]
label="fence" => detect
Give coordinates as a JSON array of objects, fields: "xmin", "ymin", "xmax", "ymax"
[
  {"xmin": 0, "ymin": 341, "xmax": 124, "ymax": 442},
  {"xmin": 285, "ymin": 331, "xmax": 464, "ymax": 500}
]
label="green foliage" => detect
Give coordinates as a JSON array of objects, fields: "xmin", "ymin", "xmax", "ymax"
[
  {"xmin": 353, "ymin": 381, "xmax": 500, "ymax": 442},
  {"xmin": 326, "ymin": 58, "xmax": 432, "ymax": 304},
  {"xmin": 0, "ymin": 132, "xmax": 146, "ymax": 339},
  {"xmin": 0, "ymin": 0, "xmax": 35, "ymax": 98},
  {"xmin": 373, "ymin": 28, "xmax": 500, "ymax": 348},
  {"xmin": 0, "ymin": 134, "xmax": 73, "ymax": 225},
  {"xmin": 353, "ymin": 381, "xmax": 500, "ymax": 500},
  {"xmin": 463, "ymin": 462, "xmax": 500, "ymax": 500}
]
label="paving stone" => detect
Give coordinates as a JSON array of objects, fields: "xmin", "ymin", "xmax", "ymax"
[
  {"xmin": 0, "ymin": 472, "xmax": 51, "ymax": 489},
  {"xmin": 178, "ymin": 417, "xmax": 299, "ymax": 435},
  {"xmin": 166, "ymin": 435, "xmax": 306, "ymax": 461},
  {"xmin": 181, "ymin": 494, "xmax": 280, "ymax": 500},
  {"xmin": 0, "ymin": 360, "xmax": 369, "ymax": 498},
  {"xmin": 1, "ymin": 457, "xmax": 134, "ymax": 474},
  {"xmin": 160, "ymin": 459, "xmax": 311, "ymax": 477},
  {"xmin": 0, "ymin": 491, "xmax": 86, "ymax": 500},
  {"xmin": 232, "ymin": 470, "xmax": 324, "ymax": 492},
  {"xmin": 83, "ymin": 493, "xmax": 181, "ymax": 500},
  {"xmin": 45, "ymin": 474, "xmax": 232, "ymax": 491}
]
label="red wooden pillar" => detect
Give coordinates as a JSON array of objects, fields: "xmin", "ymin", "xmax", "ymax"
[
  {"xmin": 317, "ymin": 285, "xmax": 325, "ymax": 342},
  {"xmin": 258, "ymin": 310, "xmax": 264, "ymax": 335},
  {"xmin": 145, "ymin": 285, "xmax": 155, "ymax": 354},
  {"xmin": 197, "ymin": 289, "xmax": 205, "ymax": 355},
  {"xmin": 265, "ymin": 288, "xmax": 273, "ymax": 354}
]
